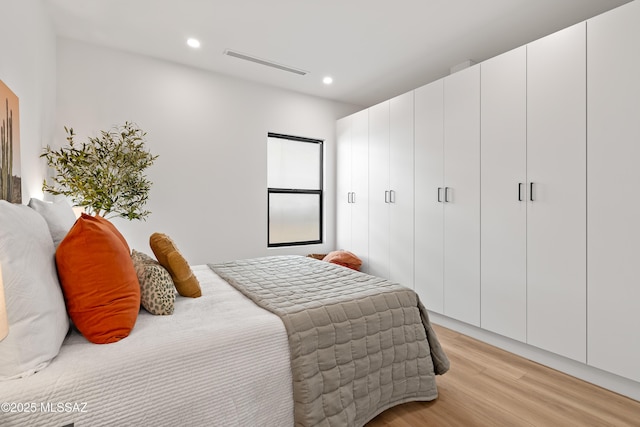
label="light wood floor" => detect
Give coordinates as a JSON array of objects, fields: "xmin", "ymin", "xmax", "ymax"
[{"xmin": 367, "ymin": 324, "xmax": 640, "ymax": 426}]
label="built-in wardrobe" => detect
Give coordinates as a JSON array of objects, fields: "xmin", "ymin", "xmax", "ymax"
[{"xmin": 336, "ymin": 0, "xmax": 640, "ymax": 396}]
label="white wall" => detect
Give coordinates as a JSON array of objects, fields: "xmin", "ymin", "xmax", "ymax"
[
  {"xmin": 0, "ymin": 0, "xmax": 57, "ymax": 202},
  {"xmin": 56, "ymin": 38, "xmax": 359, "ymax": 264}
]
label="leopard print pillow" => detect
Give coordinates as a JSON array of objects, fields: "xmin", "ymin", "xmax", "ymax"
[{"xmin": 131, "ymin": 249, "xmax": 176, "ymax": 315}]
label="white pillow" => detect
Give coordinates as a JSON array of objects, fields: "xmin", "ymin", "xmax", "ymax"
[
  {"xmin": 28, "ymin": 198, "xmax": 77, "ymax": 248},
  {"xmin": 0, "ymin": 201, "xmax": 70, "ymax": 380}
]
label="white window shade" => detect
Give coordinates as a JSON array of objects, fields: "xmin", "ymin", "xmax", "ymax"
[
  {"xmin": 268, "ymin": 193, "xmax": 321, "ymax": 245},
  {"xmin": 267, "ymin": 137, "xmax": 321, "ymax": 190}
]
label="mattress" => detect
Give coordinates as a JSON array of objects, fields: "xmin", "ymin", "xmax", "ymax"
[{"xmin": 0, "ymin": 266, "xmax": 294, "ymax": 427}]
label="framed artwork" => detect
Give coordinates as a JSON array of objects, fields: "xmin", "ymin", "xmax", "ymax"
[{"xmin": 0, "ymin": 80, "xmax": 20, "ymax": 203}]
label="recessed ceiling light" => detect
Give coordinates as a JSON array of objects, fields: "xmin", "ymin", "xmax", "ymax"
[
  {"xmin": 187, "ymin": 38, "xmax": 201, "ymax": 48},
  {"xmin": 323, "ymin": 76, "xmax": 333, "ymax": 85}
]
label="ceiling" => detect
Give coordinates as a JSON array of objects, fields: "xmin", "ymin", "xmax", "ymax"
[{"xmin": 44, "ymin": 0, "xmax": 631, "ymax": 108}]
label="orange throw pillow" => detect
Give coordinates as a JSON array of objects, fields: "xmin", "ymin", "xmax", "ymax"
[
  {"xmin": 56, "ymin": 214, "xmax": 140, "ymax": 344},
  {"xmin": 323, "ymin": 250, "xmax": 363, "ymax": 271},
  {"xmin": 149, "ymin": 232, "xmax": 201, "ymax": 298},
  {"xmin": 94, "ymin": 214, "xmax": 130, "ymax": 251}
]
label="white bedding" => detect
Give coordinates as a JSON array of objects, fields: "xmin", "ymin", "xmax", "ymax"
[{"xmin": 0, "ymin": 265, "xmax": 294, "ymax": 427}]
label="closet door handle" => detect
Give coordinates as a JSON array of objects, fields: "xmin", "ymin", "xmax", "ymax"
[
  {"xmin": 529, "ymin": 182, "xmax": 534, "ymax": 202},
  {"xmin": 347, "ymin": 192, "xmax": 351, "ymax": 203},
  {"xmin": 384, "ymin": 190, "xmax": 390, "ymax": 203},
  {"xmin": 437, "ymin": 187, "xmax": 443, "ymax": 203},
  {"xmin": 390, "ymin": 190, "xmax": 396, "ymax": 204},
  {"xmin": 444, "ymin": 187, "xmax": 450, "ymax": 203},
  {"xmin": 518, "ymin": 183, "xmax": 523, "ymax": 201},
  {"xmin": 352, "ymin": 192, "xmax": 356, "ymax": 204}
]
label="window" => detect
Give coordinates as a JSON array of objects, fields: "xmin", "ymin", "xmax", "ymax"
[{"xmin": 267, "ymin": 133, "xmax": 323, "ymax": 247}]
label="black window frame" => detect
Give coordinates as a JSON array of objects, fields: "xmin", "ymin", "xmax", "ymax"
[{"xmin": 267, "ymin": 132, "xmax": 323, "ymax": 247}]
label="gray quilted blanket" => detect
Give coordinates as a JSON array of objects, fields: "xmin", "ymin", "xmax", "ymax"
[{"xmin": 209, "ymin": 255, "xmax": 449, "ymax": 427}]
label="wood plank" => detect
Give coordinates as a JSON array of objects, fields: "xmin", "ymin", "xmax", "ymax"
[{"xmin": 366, "ymin": 324, "xmax": 640, "ymax": 426}]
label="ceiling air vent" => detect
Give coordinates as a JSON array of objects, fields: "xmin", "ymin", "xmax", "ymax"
[{"xmin": 223, "ymin": 49, "xmax": 308, "ymax": 76}]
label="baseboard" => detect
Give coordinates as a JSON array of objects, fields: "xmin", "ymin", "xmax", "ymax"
[{"xmin": 429, "ymin": 311, "xmax": 640, "ymax": 402}]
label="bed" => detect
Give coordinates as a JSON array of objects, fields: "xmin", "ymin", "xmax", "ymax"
[
  {"xmin": 0, "ymin": 201, "xmax": 449, "ymax": 427},
  {"xmin": 0, "ymin": 256, "xmax": 449, "ymax": 427}
]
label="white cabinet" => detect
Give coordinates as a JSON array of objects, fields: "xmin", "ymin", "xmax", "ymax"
[
  {"xmin": 368, "ymin": 92, "xmax": 414, "ymax": 287},
  {"xmin": 336, "ymin": 109, "xmax": 369, "ymax": 272},
  {"xmin": 442, "ymin": 65, "xmax": 481, "ymax": 326},
  {"xmin": 480, "ymin": 46, "xmax": 527, "ymax": 342},
  {"xmin": 414, "ymin": 80, "xmax": 444, "ymax": 313},
  {"xmin": 368, "ymin": 100, "xmax": 391, "ymax": 280},
  {"xmin": 480, "ymin": 30, "xmax": 587, "ymax": 357},
  {"xmin": 336, "ymin": 117, "xmax": 352, "ymax": 252},
  {"xmin": 413, "ymin": 66, "xmax": 480, "ymax": 325},
  {"xmin": 389, "ymin": 92, "xmax": 415, "ymax": 288},
  {"xmin": 337, "ymin": 1, "xmax": 639, "ymax": 386},
  {"xmin": 414, "ymin": 67, "xmax": 481, "ymax": 324},
  {"xmin": 526, "ymin": 22, "xmax": 586, "ymax": 363},
  {"xmin": 587, "ymin": 0, "xmax": 640, "ymax": 382}
]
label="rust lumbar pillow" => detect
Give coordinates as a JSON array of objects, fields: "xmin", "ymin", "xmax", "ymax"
[
  {"xmin": 149, "ymin": 232, "xmax": 201, "ymax": 298},
  {"xmin": 56, "ymin": 214, "xmax": 141, "ymax": 344},
  {"xmin": 323, "ymin": 250, "xmax": 363, "ymax": 271}
]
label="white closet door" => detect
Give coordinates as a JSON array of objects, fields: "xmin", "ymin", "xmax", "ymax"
[
  {"xmin": 414, "ymin": 80, "xmax": 444, "ymax": 313},
  {"xmin": 443, "ymin": 65, "xmax": 481, "ymax": 326},
  {"xmin": 389, "ymin": 91, "xmax": 415, "ymax": 288},
  {"xmin": 350, "ymin": 109, "xmax": 369, "ymax": 273},
  {"xmin": 527, "ymin": 22, "xmax": 586, "ymax": 363},
  {"xmin": 480, "ymin": 46, "xmax": 527, "ymax": 342},
  {"xmin": 587, "ymin": 0, "xmax": 640, "ymax": 382},
  {"xmin": 336, "ymin": 116, "xmax": 352, "ymax": 251},
  {"xmin": 368, "ymin": 100, "xmax": 390, "ymax": 279}
]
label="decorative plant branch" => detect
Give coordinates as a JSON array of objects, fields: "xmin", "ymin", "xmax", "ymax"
[{"xmin": 41, "ymin": 122, "xmax": 158, "ymax": 220}]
